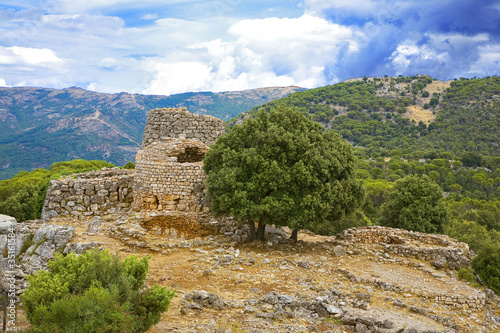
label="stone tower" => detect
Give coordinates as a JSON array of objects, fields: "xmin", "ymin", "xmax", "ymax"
[{"xmin": 132, "ymin": 107, "xmax": 225, "ymax": 214}]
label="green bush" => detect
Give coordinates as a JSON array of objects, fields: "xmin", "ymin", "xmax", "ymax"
[
  {"xmin": 457, "ymin": 267, "xmax": 479, "ymax": 287},
  {"xmin": 471, "ymin": 242, "xmax": 500, "ymax": 294},
  {"xmin": 28, "ymin": 285, "xmax": 134, "ymax": 333},
  {"xmin": 378, "ymin": 175, "xmax": 448, "ymax": 233},
  {"xmin": 444, "ymin": 218, "xmax": 493, "ymax": 253},
  {"xmin": 309, "ymin": 209, "xmax": 371, "ymax": 236},
  {"xmin": 123, "ymin": 161, "xmax": 135, "ymax": 169},
  {"xmin": 21, "ymin": 249, "xmax": 175, "ymax": 333}
]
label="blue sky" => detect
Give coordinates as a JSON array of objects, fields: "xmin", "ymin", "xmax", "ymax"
[{"xmin": 0, "ymin": 0, "xmax": 499, "ymax": 95}]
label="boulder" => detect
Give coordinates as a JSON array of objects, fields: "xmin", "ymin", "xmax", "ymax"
[{"xmin": 22, "ymin": 224, "xmax": 75, "ymax": 274}]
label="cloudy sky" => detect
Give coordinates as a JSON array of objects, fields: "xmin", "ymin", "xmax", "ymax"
[{"xmin": 0, "ymin": 0, "xmax": 499, "ymax": 95}]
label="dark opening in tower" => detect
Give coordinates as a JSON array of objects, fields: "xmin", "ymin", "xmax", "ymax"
[{"xmin": 177, "ymin": 147, "xmax": 206, "ymax": 163}]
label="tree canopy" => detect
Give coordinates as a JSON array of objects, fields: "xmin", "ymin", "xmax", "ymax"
[
  {"xmin": 203, "ymin": 105, "xmax": 365, "ymax": 241},
  {"xmin": 378, "ymin": 174, "xmax": 449, "ymax": 233}
]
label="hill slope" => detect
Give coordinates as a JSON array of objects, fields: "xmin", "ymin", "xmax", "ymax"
[
  {"xmin": 230, "ymin": 75, "xmax": 500, "ymax": 161},
  {"xmin": 0, "ymin": 86, "xmax": 303, "ymax": 179}
]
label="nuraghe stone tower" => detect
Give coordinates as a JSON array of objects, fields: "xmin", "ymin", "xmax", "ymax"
[{"xmin": 132, "ymin": 107, "xmax": 225, "ymax": 235}]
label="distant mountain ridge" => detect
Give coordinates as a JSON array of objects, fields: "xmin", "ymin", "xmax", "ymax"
[{"xmin": 0, "ymin": 86, "xmax": 304, "ymax": 179}]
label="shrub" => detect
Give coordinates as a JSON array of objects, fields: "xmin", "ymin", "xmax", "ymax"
[
  {"xmin": 471, "ymin": 242, "xmax": 500, "ymax": 294},
  {"xmin": 444, "ymin": 218, "xmax": 492, "ymax": 253},
  {"xmin": 21, "ymin": 249, "xmax": 175, "ymax": 333},
  {"xmin": 457, "ymin": 267, "xmax": 479, "ymax": 287},
  {"xmin": 123, "ymin": 161, "xmax": 135, "ymax": 169},
  {"xmin": 309, "ymin": 209, "xmax": 371, "ymax": 236},
  {"xmin": 378, "ymin": 175, "xmax": 448, "ymax": 233}
]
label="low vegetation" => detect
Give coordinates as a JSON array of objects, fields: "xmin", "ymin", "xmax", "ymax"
[{"xmin": 21, "ymin": 248, "xmax": 175, "ymax": 333}]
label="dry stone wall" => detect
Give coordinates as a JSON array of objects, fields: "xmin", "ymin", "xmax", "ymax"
[
  {"xmin": 337, "ymin": 226, "xmax": 474, "ymax": 269},
  {"xmin": 141, "ymin": 107, "xmax": 225, "ymax": 147},
  {"xmin": 42, "ymin": 168, "xmax": 134, "ymax": 219}
]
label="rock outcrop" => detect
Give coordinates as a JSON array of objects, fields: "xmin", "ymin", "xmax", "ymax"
[{"xmin": 0, "ymin": 216, "xmax": 75, "ymax": 296}]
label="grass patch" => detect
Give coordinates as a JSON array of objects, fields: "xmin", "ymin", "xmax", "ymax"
[
  {"xmin": 20, "ymin": 233, "xmax": 35, "ymax": 255},
  {"xmin": 215, "ymin": 319, "xmax": 247, "ymax": 333}
]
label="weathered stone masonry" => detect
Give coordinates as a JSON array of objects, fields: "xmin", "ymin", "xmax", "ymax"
[
  {"xmin": 42, "ymin": 168, "xmax": 134, "ymax": 219},
  {"xmin": 132, "ymin": 139, "xmax": 210, "ymax": 212},
  {"xmin": 141, "ymin": 107, "xmax": 225, "ymax": 148},
  {"xmin": 42, "ymin": 107, "xmax": 227, "ymax": 237},
  {"xmin": 132, "ymin": 108, "xmax": 225, "ymax": 214}
]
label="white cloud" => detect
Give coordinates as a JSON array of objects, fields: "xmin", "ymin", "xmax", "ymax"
[
  {"xmin": 141, "ymin": 13, "xmax": 159, "ymax": 20},
  {"xmin": 141, "ymin": 14, "xmax": 358, "ymax": 94},
  {"xmin": 144, "ymin": 61, "xmax": 213, "ymax": 94},
  {"xmin": 99, "ymin": 57, "xmax": 119, "ymax": 69},
  {"xmin": 388, "ymin": 33, "xmax": 494, "ymax": 78},
  {"xmin": 42, "ymin": 14, "xmax": 124, "ymax": 35},
  {"xmin": 229, "ymin": 14, "xmax": 353, "ymax": 45},
  {"xmin": 87, "ymin": 82, "xmax": 98, "ymax": 91},
  {"xmin": 389, "ymin": 43, "xmax": 445, "ymax": 73},
  {"xmin": 228, "ymin": 14, "xmax": 355, "ymax": 80},
  {"xmin": 0, "ymin": 46, "xmax": 64, "ymax": 66},
  {"xmin": 0, "ymin": 79, "xmax": 6, "ymax": 87},
  {"xmin": 469, "ymin": 44, "xmax": 500, "ymax": 76}
]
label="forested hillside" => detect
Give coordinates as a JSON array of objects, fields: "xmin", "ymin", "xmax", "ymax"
[
  {"xmin": 231, "ymin": 75, "xmax": 500, "ymax": 162},
  {"xmin": 0, "ymin": 86, "xmax": 303, "ymax": 179}
]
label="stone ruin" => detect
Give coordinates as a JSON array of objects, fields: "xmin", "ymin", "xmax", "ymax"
[
  {"xmin": 41, "ymin": 107, "xmax": 227, "ymax": 237},
  {"xmin": 131, "ymin": 107, "xmax": 226, "ymax": 237},
  {"xmin": 141, "ymin": 107, "xmax": 224, "ymax": 147},
  {"xmin": 41, "ymin": 168, "xmax": 134, "ymax": 219},
  {"xmin": 132, "ymin": 107, "xmax": 225, "ymax": 213}
]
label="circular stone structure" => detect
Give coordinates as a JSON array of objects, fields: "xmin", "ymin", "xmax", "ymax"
[
  {"xmin": 141, "ymin": 107, "xmax": 225, "ymax": 148},
  {"xmin": 133, "ymin": 108, "xmax": 225, "ymax": 213}
]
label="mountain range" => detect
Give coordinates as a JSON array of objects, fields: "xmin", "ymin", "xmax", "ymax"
[
  {"xmin": 0, "ymin": 86, "xmax": 303, "ymax": 179},
  {"xmin": 2, "ymin": 75, "xmax": 499, "ymax": 180}
]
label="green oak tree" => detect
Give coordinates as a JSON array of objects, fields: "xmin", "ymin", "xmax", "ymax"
[
  {"xmin": 203, "ymin": 105, "xmax": 365, "ymax": 241},
  {"xmin": 378, "ymin": 174, "xmax": 448, "ymax": 233}
]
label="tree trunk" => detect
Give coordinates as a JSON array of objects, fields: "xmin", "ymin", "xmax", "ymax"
[
  {"xmin": 248, "ymin": 221, "xmax": 256, "ymax": 241},
  {"xmin": 256, "ymin": 220, "xmax": 266, "ymax": 241},
  {"xmin": 290, "ymin": 229, "xmax": 298, "ymax": 242}
]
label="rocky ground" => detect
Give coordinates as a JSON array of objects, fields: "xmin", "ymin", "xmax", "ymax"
[{"xmin": 2, "ymin": 213, "xmax": 500, "ymax": 332}]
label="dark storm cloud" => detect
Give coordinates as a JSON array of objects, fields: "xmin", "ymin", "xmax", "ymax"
[{"xmin": 313, "ymin": 0, "xmax": 500, "ymax": 81}]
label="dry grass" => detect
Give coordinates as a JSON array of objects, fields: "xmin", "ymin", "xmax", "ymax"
[
  {"xmin": 425, "ymin": 81, "xmax": 451, "ymax": 95},
  {"xmin": 403, "ymin": 80, "xmax": 451, "ymax": 125},
  {"xmin": 405, "ymin": 105, "xmax": 436, "ymax": 124}
]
